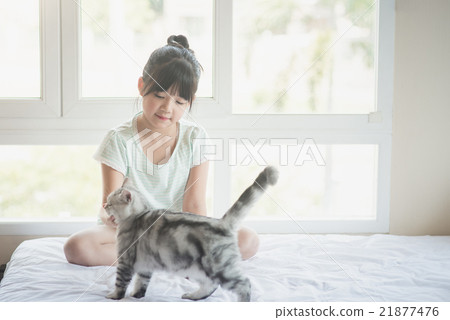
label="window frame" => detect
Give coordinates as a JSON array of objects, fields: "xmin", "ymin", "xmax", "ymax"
[
  {"xmin": 0, "ymin": 0, "xmax": 395, "ymax": 235},
  {"xmin": 0, "ymin": 0, "xmax": 61, "ymax": 118},
  {"xmin": 60, "ymin": 0, "xmax": 225, "ymax": 119}
]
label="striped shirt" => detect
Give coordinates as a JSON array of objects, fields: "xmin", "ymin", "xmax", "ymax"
[{"xmin": 94, "ymin": 112, "xmax": 209, "ymax": 211}]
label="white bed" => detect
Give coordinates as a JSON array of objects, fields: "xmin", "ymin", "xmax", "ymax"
[{"xmin": 0, "ymin": 234, "xmax": 449, "ymax": 302}]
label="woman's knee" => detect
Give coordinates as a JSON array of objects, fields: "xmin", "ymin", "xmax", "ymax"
[
  {"xmin": 64, "ymin": 234, "xmax": 88, "ymax": 265},
  {"xmin": 238, "ymin": 227, "xmax": 260, "ymax": 260},
  {"xmin": 64, "ymin": 226, "xmax": 116, "ymax": 266}
]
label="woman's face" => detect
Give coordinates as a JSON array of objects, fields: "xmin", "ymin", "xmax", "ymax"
[{"xmin": 138, "ymin": 77, "xmax": 190, "ymax": 131}]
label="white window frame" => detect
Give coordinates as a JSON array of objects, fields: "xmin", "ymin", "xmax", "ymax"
[
  {"xmin": 0, "ymin": 0, "xmax": 60, "ymax": 118},
  {"xmin": 60, "ymin": 0, "xmax": 225, "ymax": 119},
  {"xmin": 0, "ymin": 0, "xmax": 395, "ymax": 235},
  {"xmin": 202, "ymin": 0, "xmax": 395, "ymax": 235}
]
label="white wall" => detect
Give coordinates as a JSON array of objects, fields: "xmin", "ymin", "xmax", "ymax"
[{"xmin": 390, "ymin": 0, "xmax": 450, "ymax": 235}]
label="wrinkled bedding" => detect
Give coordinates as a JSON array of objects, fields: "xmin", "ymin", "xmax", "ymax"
[{"xmin": 1, "ymin": 234, "xmax": 449, "ymax": 301}]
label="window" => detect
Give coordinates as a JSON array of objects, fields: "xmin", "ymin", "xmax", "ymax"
[
  {"xmin": 80, "ymin": 0, "xmax": 213, "ymax": 98},
  {"xmin": 0, "ymin": 145, "xmax": 214, "ymax": 222},
  {"xmin": 0, "ymin": 0, "xmax": 394, "ymax": 235},
  {"xmin": 233, "ymin": 0, "xmax": 376, "ymax": 114},
  {"xmin": 0, "ymin": 1, "xmax": 41, "ymax": 98},
  {"xmin": 61, "ymin": 0, "xmax": 213, "ymax": 118},
  {"xmin": 206, "ymin": 0, "xmax": 393, "ymax": 234},
  {"xmin": 231, "ymin": 144, "xmax": 378, "ymax": 220},
  {"xmin": 0, "ymin": 146, "xmax": 101, "ymax": 220},
  {"xmin": 0, "ymin": 0, "xmax": 60, "ymax": 118}
]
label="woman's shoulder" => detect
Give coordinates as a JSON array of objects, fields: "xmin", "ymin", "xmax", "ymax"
[{"xmin": 104, "ymin": 115, "xmax": 136, "ymax": 142}]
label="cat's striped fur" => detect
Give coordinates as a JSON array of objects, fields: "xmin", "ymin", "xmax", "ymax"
[{"xmin": 105, "ymin": 166, "xmax": 278, "ymax": 301}]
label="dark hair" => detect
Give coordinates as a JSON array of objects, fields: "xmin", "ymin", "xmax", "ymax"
[{"xmin": 141, "ymin": 35, "xmax": 202, "ymax": 108}]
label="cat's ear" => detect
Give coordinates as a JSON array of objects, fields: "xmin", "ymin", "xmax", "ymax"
[{"xmin": 120, "ymin": 189, "xmax": 132, "ymax": 203}]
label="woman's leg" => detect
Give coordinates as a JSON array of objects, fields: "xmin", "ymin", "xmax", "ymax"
[
  {"xmin": 237, "ymin": 227, "xmax": 260, "ymax": 260},
  {"xmin": 64, "ymin": 225, "xmax": 117, "ymax": 266},
  {"xmin": 65, "ymin": 225, "xmax": 258, "ymax": 265}
]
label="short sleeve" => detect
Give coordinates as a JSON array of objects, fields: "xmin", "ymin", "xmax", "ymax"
[
  {"xmin": 191, "ymin": 126, "xmax": 214, "ymax": 168},
  {"xmin": 93, "ymin": 130, "xmax": 128, "ymax": 175}
]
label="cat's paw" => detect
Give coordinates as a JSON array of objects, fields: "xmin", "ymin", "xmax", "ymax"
[
  {"xmin": 130, "ymin": 288, "xmax": 147, "ymax": 299},
  {"xmin": 182, "ymin": 291, "xmax": 213, "ymax": 301},
  {"xmin": 181, "ymin": 292, "xmax": 197, "ymax": 300},
  {"xmin": 106, "ymin": 289, "xmax": 125, "ymax": 300}
]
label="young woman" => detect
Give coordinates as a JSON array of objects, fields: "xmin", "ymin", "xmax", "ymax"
[{"xmin": 63, "ymin": 35, "xmax": 259, "ymax": 266}]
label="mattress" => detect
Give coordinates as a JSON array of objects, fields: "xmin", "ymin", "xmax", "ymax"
[{"xmin": 0, "ymin": 234, "xmax": 449, "ymax": 302}]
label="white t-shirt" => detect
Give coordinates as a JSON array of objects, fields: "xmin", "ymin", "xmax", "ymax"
[{"xmin": 94, "ymin": 112, "xmax": 209, "ymax": 211}]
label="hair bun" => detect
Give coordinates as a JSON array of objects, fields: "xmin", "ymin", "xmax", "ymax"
[{"xmin": 167, "ymin": 35, "xmax": 190, "ymax": 49}]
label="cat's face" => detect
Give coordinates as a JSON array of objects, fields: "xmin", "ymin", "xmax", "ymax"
[
  {"xmin": 104, "ymin": 188, "xmax": 133, "ymax": 223},
  {"xmin": 104, "ymin": 179, "xmax": 149, "ymax": 223}
]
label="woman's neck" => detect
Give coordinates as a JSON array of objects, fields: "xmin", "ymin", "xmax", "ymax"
[{"xmin": 137, "ymin": 113, "xmax": 178, "ymax": 138}]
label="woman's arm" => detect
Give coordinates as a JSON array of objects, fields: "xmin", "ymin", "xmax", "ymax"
[
  {"xmin": 98, "ymin": 163, "xmax": 125, "ymax": 226},
  {"xmin": 182, "ymin": 161, "xmax": 209, "ymax": 216}
]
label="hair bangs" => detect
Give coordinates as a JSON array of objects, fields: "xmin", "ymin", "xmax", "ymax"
[{"xmin": 143, "ymin": 58, "xmax": 197, "ymax": 105}]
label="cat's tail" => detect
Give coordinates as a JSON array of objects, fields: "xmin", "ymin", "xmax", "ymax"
[{"xmin": 221, "ymin": 166, "xmax": 279, "ymax": 230}]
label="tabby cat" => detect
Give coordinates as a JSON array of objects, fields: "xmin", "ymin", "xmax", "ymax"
[{"xmin": 104, "ymin": 166, "xmax": 278, "ymax": 301}]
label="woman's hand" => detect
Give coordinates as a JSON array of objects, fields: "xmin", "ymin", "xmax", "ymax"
[
  {"xmin": 105, "ymin": 215, "xmax": 117, "ymax": 228},
  {"xmin": 100, "ymin": 163, "xmax": 124, "ymax": 228},
  {"xmin": 99, "ymin": 205, "xmax": 117, "ymax": 228}
]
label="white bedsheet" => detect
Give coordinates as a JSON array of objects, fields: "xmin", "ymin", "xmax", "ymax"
[{"xmin": 0, "ymin": 234, "xmax": 449, "ymax": 302}]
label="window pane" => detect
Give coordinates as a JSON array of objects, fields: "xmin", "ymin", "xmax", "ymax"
[
  {"xmin": 0, "ymin": 145, "xmax": 214, "ymax": 220},
  {"xmin": 233, "ymin": 0, "xmax": 376, "ymax": 114},
  {"xmin": 0, "ymin": 1, "xmax": 40, "ymax": 98},
  {"xmin": 0, "ymin": 146, "xmax": 101, "ymax": 220},
  {"xmin": 231, "ymin": 143, "xmax": 378, "ymax": 219},
  {"xmin": 81, "ymin": 0, "xmax": 213, "ymax": 98}
]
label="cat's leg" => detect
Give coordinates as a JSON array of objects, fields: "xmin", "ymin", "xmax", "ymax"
[
  {"xmin": 182, "ymin": 277, "xmax": 219, "ymax": 301},
  {"xmin": 220, "ymin": 275, "xmax": 251, "ymax": 302},
  {"xmin": 130, "ymin": 272, "xmax": 152, "ymax": 299},
  {"xmin": 106, "ymin": 261, "xmax": 134, "ymax": 300}
]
